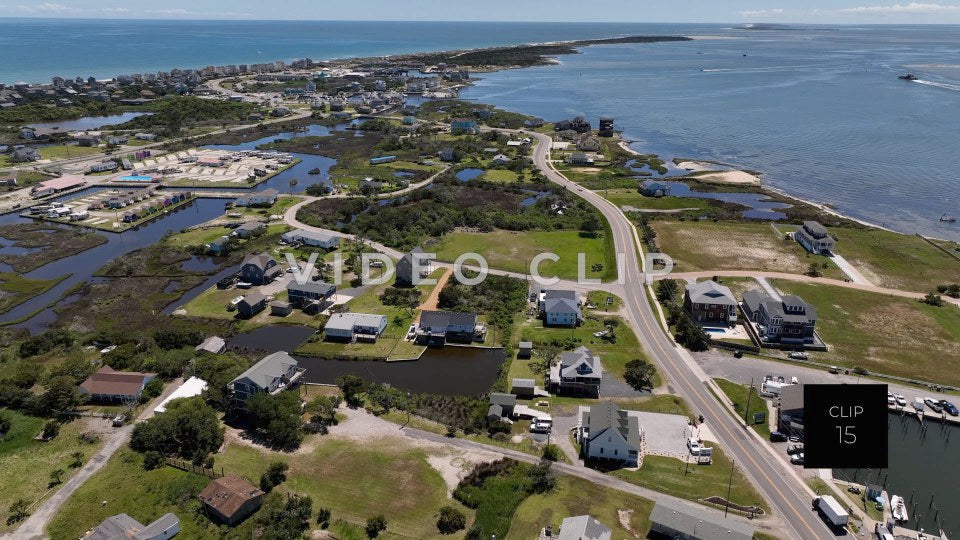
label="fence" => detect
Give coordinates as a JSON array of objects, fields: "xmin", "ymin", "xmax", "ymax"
[{"xmin": 165, "ymin": 458, "xmax": 224, "ymax": 479}]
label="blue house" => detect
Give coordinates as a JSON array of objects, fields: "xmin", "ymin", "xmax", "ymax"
[
  {"xmin": 370, "ymin": 155, "xmax": 397, "ymax": 165},
  {"xmin": 450, "ymin": 118, "xmax": 477, "ymax": 134},
  {"xmin": 640, "ymin": 181, "xmax": 671, "ymax": 198}
]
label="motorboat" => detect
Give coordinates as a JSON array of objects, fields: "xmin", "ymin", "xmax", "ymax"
[
  {"xmin": 891, "ymin": 495, "xmax": 909, "ymax": 522},
  {"xmin": 899, "ymin": 73, "xmax": 918, "ymax": 81}
]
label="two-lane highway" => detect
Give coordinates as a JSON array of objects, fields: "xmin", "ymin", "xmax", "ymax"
[{"xmin": 527, "ymin": 131, "xmax": 834, "ymax": 540}]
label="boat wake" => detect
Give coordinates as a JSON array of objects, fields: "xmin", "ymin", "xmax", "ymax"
[{"xmin": 912, "ymin": 78, "xmax": 960, "ymax": 92}]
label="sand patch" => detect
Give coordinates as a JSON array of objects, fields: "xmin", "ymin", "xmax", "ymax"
[
  {"xmin": 617, "ymin": 509, "xmax": 642, "ymax": 538},
  {"xmin": 695, "ymin": 170, "xmax": 761, "ymax": 186}
]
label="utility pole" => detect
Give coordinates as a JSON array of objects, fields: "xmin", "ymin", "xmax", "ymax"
[
  {"xmin": 725, "ymin": 460, "xmax": 735, "ymax": 518},
  {"xmin": 744, "ymin": 377, "xmax": 754, "ymax": 425}
]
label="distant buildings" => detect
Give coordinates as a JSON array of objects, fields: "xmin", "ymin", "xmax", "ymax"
[
  {"xmin": 566, "ymin": 152, "xmax": 593, "ymax": 166},
  {"xmin": 741, "ymin": 290, "xmax": 818, "ymax": 346},
  {"xmin": 684, "ymin": 280, "xmax": 737, "ymax": 327},
  {"xmin": 227, "ymin": 351, "xmax": 304, "ymax": 408},
  {"xmin": 549, "ymin": 346, "xmax": 602, "ymax": 397},
  {"xmin": 11, "ymin": 146, "xmax": 40, "ymax": 163},
  {"xmin": 649, "ymin": 500, "xmax": 755, "ymax": 540},
  {"xmin": 79, "ymin": 366, "xmax": 157, "ymax": 403},
  {"xmin": 199, "ymin": 475, "xmax": 264, "ymax": 526},
  {"xmin": 578, "ymin": 401, "xmax": 641, "ymax": 466},
  {"xmin": 554, "ymin": 115, "xmax": 591, "ymax": 133},
  {"xmin": 83, "ymin": 512, "xmax": 180, "ymax": 540},
  {"xmin": 598, "ymin": 117, "xmax": 615, "ymax": 137},
  {"xmin": 794, "ymin": 220, "xmax": 835, "ymax": 254},
  {"xmin": 323, "ymin": 312, "xmax": 388, "ymax": 342}
]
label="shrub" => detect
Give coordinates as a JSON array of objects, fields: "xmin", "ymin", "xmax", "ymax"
[
  {"xmin": 365, "ymin": 515, "xmax": 387, "ymax": 538},
  {"xmin": 541, "ymin": 444, "xmax": 561, "ymax": 462},
  {"xmin": 143, "ymin": 450, "xmax": 165, "ymax": 470},
  {"xmin": 437, "ymin": 506, "xmax": 466, "ymax": 534},
  {"xmin": 316, "ymin": 507, "xmax": 331, "ymax": 528},
  {"xmin": 260, "ymin": 461, "xmax": 289, "ymax": 492}
]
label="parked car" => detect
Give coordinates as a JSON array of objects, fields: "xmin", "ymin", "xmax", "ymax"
[
  {"xmin": 769, "ymin": 431, "xmax": 788, "ymax": 442},
  {"xmin": 895, "ymin": 394, "xmax": 907, "ymax": 407},
  {"xmin": 790, "ymin": 452, "xmax": 805, "ymax": 465},
  {"xmin": 828, "ymin": 366, "xmax": 840, "ymax": 374},
  {"xmin": 687, "ymin": 438, "xmax": 702, "ymax": 455},
  {"xmin": 788, "ymin": 351, "xmax": 808, "ymax": 360},
  {"xmin": 530, "ymin": 419, "xmax": 552, "ymax": 433},
  {"xmin": 940, "ymin": 400, "xmax": 959, "ymax": 416},
  {"xmin": 887, "ymin": 393, "xmax": 896, "ymax": 405},
  {"xmin": 924, "ymin": 398, "xmax": 943, "ymax": 414}
]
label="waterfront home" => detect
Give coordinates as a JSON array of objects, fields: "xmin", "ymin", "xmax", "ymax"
[
  {"xmin": 777, "ymin": 383, "xmax": 805, "ymax": 439},
  {"xmin": 598, "ymin": 117, "xmax": 615, "ymax": 137},
  {"xmin": 237, "ymin": 291, "xmax": 268, "ymax": 318},
  {"xmin": 107, "ymin": 135, "xmax": 128, "ymax": 145},
  {"xmin": 566, "ymin": 152, "xmax": 594, "ymax": 166},
  {"xmin": 511, "ymin": 378, "xmax": 535, "ymax": 398},
  {"xmin": 741, "ymin": 289, "xmax": 818, "ymax": 345},
  {"xmin": 323, "ymin": 312, "xmax": 388, "ymax": 342},
  {"xmin": 281, "ymin": 229, "xmax": 340, "ymax": 249},
  {"xmin": 640, "ymin": 180, "xmax": 671, "ymax": 198},
  {"xmin": 549, "ymin": 346, "xmax": 602, "ymax": 397},
  {"xmin": 554, "ymin": 115, "xmax": 591, "ymax": 133},
  {"xmin": 449, "ymin": 118, "xmax": 477, "ymax": 134},
  {"xmin": 539, "ymin": 289, "xmax": 582, "ymax": 327},
  {"xmin": 415, "ymin": 310, "xmax": 483, "ymax": 345},
  {"xmin": 227, "ymin": 351, "xmax": 304, "ymax": 408},
  {"xmin": 578, "ymin": 401, "xmax": 641, "ymax": 466},
  {"xmin": 270, "ymin": 300, "xmax": 293, "ymax": 316},
  {"xmin": 232, "ymin": 221, "xmax": 266, "ymax": 239},
  {"xmin": 396, "ymin": 247, "xmax": 433, "ymax": 286},
  {"xmin": 207, "ymin": 236, "xmax": 232, "ymax": 255},
  {"xmin": 233, "ymin": 188, "xmax": 278, "ymax": 207},
  {"xmin": 195, "ymin": 336, "xmax": 226, "ymax": 354},
  {"xmin": 286, "ymin": 281, "xmax": 336, "ymax": 313},
  {"xmin": 79, "ymin": 365, "xmax": 157, "ymax": 404},
  {"xmin": 83, "ymin": 513, "xmax": 180, "ymax": 540},
  {"xmin": 649, "ymin": 501, "xmax": 755, "ymax": 540},
  {"xmin": 576, "ymin": 134, "xmax": 601, "ymax": 152},
  {"xmin": 794, "ymin": 220, "xmax": 836, "ymax": 254},
  {"xmin": 199, "ymin": 475, "xmax": 264, "ymax": 526},
  {"xmin": 135, "ymin": 132, "xmax": 157, "ymax": 141},
  {"xmin": 491, "ymin": 153, "xmax": 511, "ymax": 166},
  {"xmin": 555, "ymin": 515, "xmax": 612, "ymax": 540},
  {"xmin": 11, "ymin": 146, "xmax": 39, "ymax": 163},
  {"xmin": 75, "ymin": 132, "xmax": 101, "ymax": 147},
  {"xmin": 487, "ymin": 392, "xmax": 517, "ymax": 422},
  {"xmin": 240, "ymin": 252, "xmax": 281, "ymax": 285},
  {"xmin": 684, "ymin": 280, "xmax": 737, "ymax": 327}
]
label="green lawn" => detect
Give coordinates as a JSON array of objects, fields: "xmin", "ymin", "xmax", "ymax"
[
  {"xmin": 653, "ymin": 220, "xmax": 845, "ymax": 278},
  {"xmin": 483, "ymin": 169, "xmax": 519, "ymax": 183},
  {"xmin": 38, "ymin": 144, "xmax": 103, "ymax": 161},
  {"xmin": 601, "ymin": 189, "xmax": 710, "ymax": 211},
  {"xmin": 433, "ymin": 229, "xmax": 614, "ymax": 281},
  {"xmin": 830, "ymin": 228, "xmax": 960, "ymax": 292},
  {"xmin": 1, "ymin": 411, "xmax": 103, "ymax": 533},
  {"xmin": 167, "ymin": 226, "xmax": 234, "ymax": 248},
  {"xmin": 506, "ymin": 475, "xmax": 653, "ymax": 540},
  {"xmin": 773, "ymin": 280, "xmax": 960, "ymax": 386},
  {"xmin": 714, "ymin": 378, "xmax": 771, "ymax": 438},
  {"xmin": 234, "ymin": 195, "xmax": 303, "ymax": 218},
  {"xmin": 612, "ymin": 444, "xmax": 769, "ymax": 513}
]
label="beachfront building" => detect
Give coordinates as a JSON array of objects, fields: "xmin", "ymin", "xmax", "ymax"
[
  {"xmin": 323, "ymin": 312, "xmax": 388, "ymax": 342},
  {"xmin": 549, "ymin": 346, "xmax": 602, "ymax": 397},
  {"xmin": 578, "ymin": 401, "xmax": 641, "ymax": 466},
  {"xmin": 683, "ymin": 280, "xmax": 738, "ymax": 327},
  {"xmin": 741, "ymin": 290, "xmax": 818, "ymax": 346},
  {"xmin": 227, "ymin": 351, "xmax": 304, "ymax": 409},
  {"xmin": 794, "ymin": 220, "xmax": 836, "ymax": 254}
]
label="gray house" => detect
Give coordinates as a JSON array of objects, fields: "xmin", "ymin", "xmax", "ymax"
[
  {"xmin": 794, "ymin": 220, "xmax": 836, "ymax": 254},
  {"xmin": 549, "ymin": 346, "xmax": 602, "ymax": 397},
  {"xmin": 487, "ymin": 392, "xmax": 517, "ymax": 421},
  {"xmin": 286, "ymin": 281, "xmax": 336, "ymax": 313},
  {"xmin": 240, "ymin": 252, "xmax": 281, "ymax": 285},
  {"xmin": 778, "ymin": 383, "xmax": 805, "ymax": 438},
  {"xmin": 83, "ymin": 513, "xmax": 180, "ymax": 540},
  {"xmin": 237, "ymin": 291, "xmax": 268, "ymax": 318},
  {"xmin": 233, "ymin": 221, "xmax": 266, "ymax": 239},
  {"xmin": 10, "ymin": 146, "xmax": 39, "ymax": 163},
  {"xmin": 684, "ymin": 280, "xmax": 737, "ymax": 326},
  {"xmin": 415, "ymin": 310, "xmax": 480, "ymax": 345},
  {"xmin": 556, "ymin": 515, "xmax": 611, "ymax": 540},
  {"xmin": 539, "ymin": 289, "xmax": 581, "ymax": 327},
  {"xmin": 742, "ymin": 290, "xmax": 817, "ymax": 345},
  {"xmin": 640, "ymin": 181, "xmax": 671, "ymax": 198},
  {"xmin": 396, "ymin": 247, "xmax": 432, "ymax": 287},
  {"xmin": 227, "ymin": 351, "xmax": 305, "ymax": 408},
  {"xmin": 649, "ymin": 500, "xmax": 755, "ymax": 540}
]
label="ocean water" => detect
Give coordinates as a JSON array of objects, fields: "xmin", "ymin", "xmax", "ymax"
[{"xmin": 2, "ymin": 19, "xmax": 960, "ymax": 239}]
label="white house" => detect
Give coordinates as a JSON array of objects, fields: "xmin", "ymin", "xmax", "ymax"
[
  {"xmin": 281, "ymin": 229, "xmax": 340, "ymax": 249},
  {"xmin": 491, "ymin": 154, "xmax": 511, "ymax": 166},
  {"xmin": 579, "ymin": 401, "xmax": 641, "ymax": 466},
  {"xmin": 794, "ymin": 221, "xmax": 836, "ymax": 254},
  {"xmin": 234, "ymin": 188, "xmax": 279, "ymax": 207},
  {"xmin": 324, "ymin": 312, "xmax": 388, "ymax": 342}
]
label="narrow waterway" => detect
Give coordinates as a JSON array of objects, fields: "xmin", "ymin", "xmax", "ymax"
[{"xmin": 834, "ymin": 413, "xmax": 960, "ymax": 537}]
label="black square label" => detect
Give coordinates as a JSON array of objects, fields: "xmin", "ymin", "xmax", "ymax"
[{"xmin": 803, "ymin": 384, "xmax": 887, "ymax": 469}]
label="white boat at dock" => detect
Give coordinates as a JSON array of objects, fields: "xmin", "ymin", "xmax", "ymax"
[{"xmin": 891, "ymin": 495, "xmax": 909, "ymax": 522}]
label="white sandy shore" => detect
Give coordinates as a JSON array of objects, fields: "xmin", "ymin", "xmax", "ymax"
[{"xmin": 675, "ymin": 160, "xmax": 761, "ymax": 186}]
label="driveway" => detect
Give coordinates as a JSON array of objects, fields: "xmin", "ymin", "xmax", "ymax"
[
  {"xmin": 600, "ymin": 373, "xmax": 650, "ymax": 398},
  {"xmin": 2, "ymin": 379, "xmax": 186, "ymax": 540}
]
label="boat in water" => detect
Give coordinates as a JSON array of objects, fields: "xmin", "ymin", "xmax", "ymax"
[
  {"xmin": 941, "ymin": 213, "xmax": 957, "ymax": 223},
  {"xmin": 891, "ymin": 495, "xmax": 910, "ymax": 522},
  {"xmin": 899, "ymin": 73, "xmax": 918, "ymax": 81}
]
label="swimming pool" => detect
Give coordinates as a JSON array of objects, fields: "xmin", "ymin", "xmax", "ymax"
[{"xmin": 117, "ymin": 175, "xmax": 154, "ymax": 182}]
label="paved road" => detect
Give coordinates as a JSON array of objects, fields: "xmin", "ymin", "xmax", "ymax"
[
  {"xmin": 2, "ymin": 379, "xmax": 186, "ymax": 540},
  {"xmin": 525, "ymin": 130, "xmax": 833, "ymax": 540}
]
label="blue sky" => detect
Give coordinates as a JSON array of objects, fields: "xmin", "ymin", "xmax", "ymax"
[{"xmin": 2, "ymin": 0, "xmax": 960, "ymax": 23}]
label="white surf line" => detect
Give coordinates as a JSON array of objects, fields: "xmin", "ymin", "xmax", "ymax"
[{"xmin": 913, "ymin": 79, "xmax": 960, "ymax": 92}]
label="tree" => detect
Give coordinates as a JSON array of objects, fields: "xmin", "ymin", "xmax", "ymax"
[
  {"xmin": 130, "ymin": 397, "xmax": 224, "ymax": 462},
  {"xmin": 142, "ymin": 450, "xmax": 165, "ymax": 470},
  {"xmin": 527, "ymin": 459, "xmax": 556, "ymax": 493},
  {"xmin": 655, "ymin": 279, "xmax": 678, "ymax": 303},
  {"xmin": 623, "ymin": 359, "xmax": 656, "ymax": 391},
  {"xmin": 0, "ymin": 412, "xmax": 11, "ymax": 436},
  {"xmin": 12, "ymin": 362, "xmax": 43, "ymax": 389},
  {"xmin": 922, "ymin": 293, "xmax": 945, "ymax": 307},
  {"xmin": 579, "ymin": 216, "xmax": 601, "ymax": 237},
  {"xmin": 336, "ymin": 374, "xmax": 366, "ymax": 407},
  {"xmin": 305, "ymin": 395, "xmax": 340, "ymax": 427},
  {"xmin": 436, "ymin": 506, "xmax": 466, "ymax": 534},
  {"xmin": 367, "ymin": 383, "xmax": 403, "ymax": 414},
  {"xmin": 260, "ymin": 461, "xmax": 289, "ymax": 492},
  {"xmin": 366, "ymin": 515, "xmax": 387, "ymax": 538},
  {"xmin": 41, "ymin": 375, "xmax": 83, "ymax": 412},
  {"xmin": 49, "ymin": 469, "xmax": 64, "ymax": 487},
  {"xmin": 69, "ymin": 451, "xmax": 84, "ymax": 468},
  {"xmin": 6, "ymin": 499, "xmax": 29, "ymax": 526},
  {"xmin": 316, "ymin": 507, "xmax": 332, "ymax": 528},
  {"xmin": 141, "ymin": 378, "xmax": 164, "ymax": 401},
  {"xmin": 42, "ymin": 421, "xmax": 60, "ymax": 440},
  {"xmin": 153, "ymin": 328, "xmax": 202, "ymax": 350},
  {"xmin": 255, "ymin": 493, "xmax": 313, "ymax": 540},
  {"xmin": 541, "ymin": 444, "xmax": 561, "ymax": 462},
  {"xmin": 246, "ymin": 391, "xmax": 304, "ymax": 449},
  {"xmin": 805, "ymin": 263, "xmax": 821, "ymax": 278}
]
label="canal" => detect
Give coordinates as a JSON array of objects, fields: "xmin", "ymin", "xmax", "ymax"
[{"xmin": 834, "ymin": 413, "xmax": 960, "ymax": 537}]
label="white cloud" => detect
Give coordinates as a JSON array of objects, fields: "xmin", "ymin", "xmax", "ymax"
[
  {"xmin": 740, "ymin": 8, "xmax": 785, "ymax": 17},
  {"xmin": 4, "ymin": 2, "xmax": 77, "ymax": 13},
  {"xmin": 840, "ymin": 2, "xmax": 960, "ymax": 14}
]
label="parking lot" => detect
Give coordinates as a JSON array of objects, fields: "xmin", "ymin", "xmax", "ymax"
[{"xmin": 125, "ymin": 148, "xmax": 296, "ymax": 187}]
